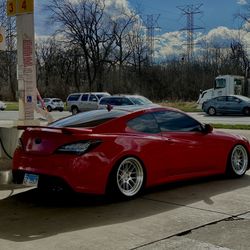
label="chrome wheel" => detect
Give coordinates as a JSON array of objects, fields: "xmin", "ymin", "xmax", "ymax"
[
  {"xmin": 230, "ymin": 145, "xmax": 248, "ymax": 176},
  {"xmin": 116, "ymin": 157, "xmax": 144, "ymax": 197}
]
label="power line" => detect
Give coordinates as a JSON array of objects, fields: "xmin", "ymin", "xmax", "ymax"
[{"xmin": 177, "ymin": 4, "xmax": 204, "ymax": 61}]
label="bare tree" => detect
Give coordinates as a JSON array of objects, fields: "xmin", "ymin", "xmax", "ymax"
[
  {"xmin": 0, "ymin": 0, "xmax": 17, "ymax": 100},
  {"xmin": 47, "ymin": 0, "xmax": 116, "ymax": 91},
  {"xmin": 127, "ymin": 20, "xmax": 148, "ymax": 74}
]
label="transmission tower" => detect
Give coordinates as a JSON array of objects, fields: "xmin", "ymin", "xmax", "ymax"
[
  {"xmin": 177, "ymin": 4, "xmax": 203, "ymax": 61},
  {"xmin": 145, "ymin": 14, "xmax": 160, "ymax": 65}
]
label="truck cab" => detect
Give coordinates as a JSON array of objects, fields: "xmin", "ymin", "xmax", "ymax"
[{"xmin": 197, "ymin": 75, "xmax": 244, "ymax": 106}]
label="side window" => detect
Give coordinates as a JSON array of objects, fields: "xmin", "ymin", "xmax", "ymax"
[
  {"xmin": 216, "ymin": 96, "xmax": 226, "ymax": 102},
  {"xmin": 110, "ymin": 98, "xmax": 121, "ymax": 105},
  {"xmin": 127, "ymin": 113, "xmax": 160, "ymax": 134},
  {"xmin": 153, "ymin": 111, "xmax": 202, "ymax": 132},
  {"xmin": 227, "ymin": 96, "xmax": 240, "ymax": 103},
  {"xmin": 89, "ymin": 94, "xmax": 98, "ymax": 102},
  {"xmin": 68, "ymin": 94, "xmax": 80, "ymax": 101},
  {"xmin": 81, "ymin": 94, "xmax": 89, "ymax": 101}
]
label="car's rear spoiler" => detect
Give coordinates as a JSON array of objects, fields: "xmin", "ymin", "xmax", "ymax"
[{"xmin": 17, "ymin": 126, "xmax": 93, "ymax": 135}]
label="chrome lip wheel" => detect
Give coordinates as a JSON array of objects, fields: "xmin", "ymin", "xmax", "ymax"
[
  {"xmin": 116, "ymin": 157, "xmax": 144, "ymax": 197},
  {"xmin": 231, "ymin": 145, "xmax": 248, "ymax": 176}
]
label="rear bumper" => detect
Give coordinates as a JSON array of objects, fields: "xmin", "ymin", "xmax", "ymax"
[{"xmin": 12, "ymin": 149, "xmax": 112, "ymax": 195}]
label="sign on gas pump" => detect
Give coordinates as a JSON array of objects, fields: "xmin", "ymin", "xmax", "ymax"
[
  {"xmin": 7, "ymin": 0, "xmax": 34, "ymax": 16},
  {"xmin": 18, "ymin": 0, "xmax": 34, "ymax": 14},
  {"xmin": 7, "ymin": 0, "xmax": 16, "ymax": 16}
]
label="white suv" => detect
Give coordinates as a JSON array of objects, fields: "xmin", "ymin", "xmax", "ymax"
[{"xmin": 66, "ymin": 92, "xmax": 110, "ymax": 114}]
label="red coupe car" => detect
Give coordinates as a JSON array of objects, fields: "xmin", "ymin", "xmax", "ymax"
[{"xmin": 13, "ymin": 106, "xmax": 250, "ymax": 198}]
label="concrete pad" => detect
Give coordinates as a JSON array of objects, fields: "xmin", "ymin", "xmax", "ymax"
[
  {"xmin": 183, "ymin": 219, "xmax": 250, "ymax": 250},
  {"xmin": 144, "ymin": 173, "xmax": 250, "ymax": 216},
  {"xmin": 137, "ymin": 237, "xmax": 231, "ymax": 250},
  {"xmin": 0, "ymin": 188, "xmax": 229, "ymax": 250}
]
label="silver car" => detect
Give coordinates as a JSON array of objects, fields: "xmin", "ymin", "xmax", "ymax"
[
  {"xmin": 38, "ymin": 98, "xmax": 64, "ymax": 112},
  {"xmin": 98, "ymin": 95, "xmax": 153, "ymax": 109},
  {"xmin": 202, "ymin": 95, "xmax": 250, "ymax": 116},
  {"xmin": 66, "ymin": 92, "xmax": 110, "ymax": 114}
]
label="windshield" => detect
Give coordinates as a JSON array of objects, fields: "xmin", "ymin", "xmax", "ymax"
[
  {"xmin": 214, "ymin": 78, "xmax": 226, "ymax": 89},
  {"xmin": 130, "ymin": 96, "xmax": 152, "ymax": 105}
]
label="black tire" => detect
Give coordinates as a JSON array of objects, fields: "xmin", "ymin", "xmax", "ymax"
[
  {"xmin": 47, "ymin": 106, "xmax": 52, "ymax": 112},
  {"xmin": 107, "ymin": 157, "xmax": 145, "ymax": 199},
  {"xmin": 226, "ymin": 144, "xmax": 248, "ymax": 178},
  {"xmin": 207, "ymin": 106, "xmax": 216, "ymax": 116},
  {"xmin": 71, "ymin": 106, "xmax": 79, "ymax": 115},
  {"xmin": 243, "ymin": 107, "xmax": 250, "ymax": 116},
  {"xmin": 59, "ymin": 108, "xmax": 63, "ymax": 112}
]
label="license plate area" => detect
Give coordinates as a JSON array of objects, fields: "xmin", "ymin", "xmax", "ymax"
[{"xmin": 23, "ymin": 173, "xmax": 39, "ymax": 186}]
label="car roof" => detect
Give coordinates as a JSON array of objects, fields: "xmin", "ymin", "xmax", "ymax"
[
  {"xmin": 210, "ymin": 95, "xmax": 250, "ymax": 100},
  {"xmin": 103, "ymin": 94, "xmax": 145, "ymax": 98},
  {"xmin": 50, "ymin": 104, "xmax": 179, "ymax": 128},
  {"xmin": 68, "ymin": 92, "xmax": 110, "ymax": 95},
  {"xmin": 44, "ymin": 97, "xmax": 62, "ymax": 100}
]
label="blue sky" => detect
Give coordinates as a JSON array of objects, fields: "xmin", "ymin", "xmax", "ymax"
[
  {"xmin": 35, "ymin": 0, "xmax": 248, "ymax": 36},
  {"xmin": 34, "ymin": 0, "xmax": 250, "ymax": 58},
  {"xmin": 128, "ymin": 0, "xmax": 246, "ymax": 34}
]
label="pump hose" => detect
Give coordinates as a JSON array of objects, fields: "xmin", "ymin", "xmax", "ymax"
[{"xmin": 0, "ymin": 137, "xmax": 13, "ymax": 159}]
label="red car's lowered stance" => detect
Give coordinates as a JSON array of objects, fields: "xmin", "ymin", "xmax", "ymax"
[{"xmin": 13, "ymin": 106, "xmax": 250, "ymax": 198}]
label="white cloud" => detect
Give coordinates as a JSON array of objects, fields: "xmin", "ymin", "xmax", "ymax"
[
  {"xmin": 154, "ymin": 26, "xmax": 250, "ymax": 59},
  {"xmin": 154, "ymin": 31, "xmax": 186, "ymax": 59},
  {"xmin": 237, "ymin": 0, "xmax": 248, "ymax": 5}
]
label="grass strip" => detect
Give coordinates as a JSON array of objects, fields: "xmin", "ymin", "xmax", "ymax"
[{"xmin": 211, "ymin": 124, "xmax": 250, "ymax": 130}]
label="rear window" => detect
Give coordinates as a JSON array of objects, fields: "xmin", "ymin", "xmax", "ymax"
[
  {"xmin": 52, "ymin": 99, "xmax": 62, "ymax": 103},
  {"xmin": 50, "ymin": 109, "xmax": 128, "ymax": 128},
  {"xmin": 99, "ymin": 98, "xmax": 109, "ymax": 105},
  {"xmin": 99, "ymin": 97, "xmax": 133, "ymax": 106}
]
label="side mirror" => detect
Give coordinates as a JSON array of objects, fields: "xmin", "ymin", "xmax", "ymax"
[{"xmin": 203, "ymin": 124, "xmax": 213, "ymax": 133}]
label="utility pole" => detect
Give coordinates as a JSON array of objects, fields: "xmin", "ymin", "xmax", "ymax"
[
  {"xmin": 177, "ymin": 4, "xmax": 203, "ymax": 61},
  {"xmin": 145, "ymin": 14, "xmax": 160, "ymax": 65}
]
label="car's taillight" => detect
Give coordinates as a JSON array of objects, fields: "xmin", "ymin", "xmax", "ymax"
[{"xmin": 55, "ymin": 140, "xmax": 102, "ymax": 155}]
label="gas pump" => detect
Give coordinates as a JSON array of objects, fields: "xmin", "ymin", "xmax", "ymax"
[{"xmin": 0, "ymin": 0, "xmax": 51, "ymax": 183}]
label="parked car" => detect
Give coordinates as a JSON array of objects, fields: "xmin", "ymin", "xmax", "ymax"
[
  {"xmin": 0, "ymin": 101, "xmax": 6, "ymax": 111},
  {"xmin": 202, "ymin": 95, "xmax": 250, "ymax": 116},
  {"xmin": 13, "ymin": 106, "xmax": 250, "ymax": 199},
  {"xmin": 38, "ymin": 98, "xmax": 64, "ymax": 112},
  {"xmin": 66, "ymin": 92, "xmax": 110, "ymax": 114},
  {"xmin": 98, "ymin": 94, "xmax": 153, "ymax": 109}
]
